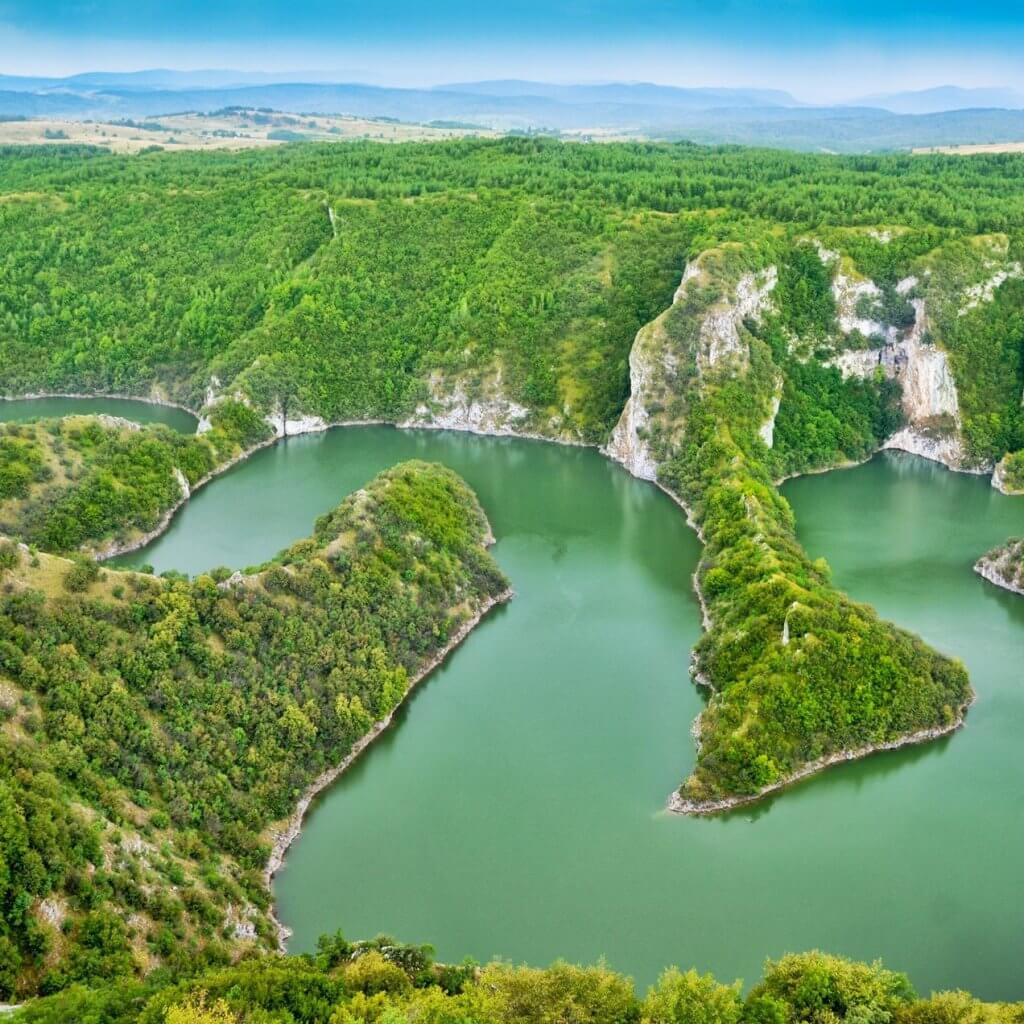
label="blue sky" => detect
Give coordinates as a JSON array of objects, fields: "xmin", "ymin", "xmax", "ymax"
[{"xmin": 2, "ymin": 1, "xmax": 1023, "ymax": 100}]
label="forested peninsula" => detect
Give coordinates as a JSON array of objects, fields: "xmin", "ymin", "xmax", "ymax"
[
  {"xmin": 0, "ymin": 461, "xmax": 509, "ymax": 998},
  {"xmin": 1, "ymin": 139, "xmax": 1023, "ymax": 996}
]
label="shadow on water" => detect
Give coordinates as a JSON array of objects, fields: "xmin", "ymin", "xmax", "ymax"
[
  {"xmin": 713, "ymin": 730, "xmax": 960, "ymax": 826},
  {"xmin": 295, "ymin": 599, "xmax": 516, "ymax": 835}
]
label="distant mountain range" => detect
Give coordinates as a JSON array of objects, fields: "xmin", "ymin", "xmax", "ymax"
[
  {"xmin": 1, "ymin": 71, "xmax": 1024, "ymax": 152},
  {"xmin": 854, "ymin": 85, "xmax": 1024, "ymax": 115}
]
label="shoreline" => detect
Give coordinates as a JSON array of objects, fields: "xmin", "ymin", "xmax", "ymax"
[
  {"xmin": 0, "ymin": 389, "xmax": 201, "ymax": 420},
  {"xmin": 667, "ymin": 705, "xmax": 973, "ymax": 816},
  {"xmin": 262, "ymin": 586, "xmax": 513, "ymax": 951},
  {"xmin": 4, "ymin": 389, "xmax": 993, "ymax": 819},
  {"xmin": 974, "ymin": 554, "xmax": 1024, "ymax": 597}
]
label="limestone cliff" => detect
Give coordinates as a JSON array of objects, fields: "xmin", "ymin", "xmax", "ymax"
[{"xmin": 605, "ymin": 248, "xmax": 777, "ymax": 480}]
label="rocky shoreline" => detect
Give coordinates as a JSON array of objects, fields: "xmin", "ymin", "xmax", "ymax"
[
  {"xmin": 262, "ymin": 586, "xmax": 513, "ymax": 950},
  {"xmin": 0, "ymin": 388, "xmax": 200, "ymax": 421},
  {"xmin": 974, "ymin": 546, "xmax": 1024, "ymax": 597},
  {"xmin": 667, "ymin": 710, "xmax": 972, "ymax": 816}
]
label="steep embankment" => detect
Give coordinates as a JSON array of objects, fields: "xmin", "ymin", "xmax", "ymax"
[
  {"xmin": 0, "ymin": 461, "xmax": 509, "ymax": 999},
  {"xmin": 974, "ymin": 538, "xmax": 1024, "ymax": 596},
  {"xmin": 606, "ymin": 242, "xmax": 972, "ymax": 813},
  {"xmin": 822, "ymin": 233, "xmax": 1024, "ymax": 477}
]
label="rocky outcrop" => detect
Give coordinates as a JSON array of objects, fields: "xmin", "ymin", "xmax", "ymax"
[
  {"xmin": 758, "ymin": 383, "xmax": 782, "ymax": 449},
  {"xmin": 267, "ymin": 408, "xmax": 329, "ymax": 438},
  {"xmin": 400, "ymin": 373, "xmax": 532, "ymax": 438},
  {"xmin": 960, "ymin": 262, "xmax": 1023, "ymax": 315},
  {"xmin": 974, "ymin": 540, "xmax": 1024, "ymax": 596},
  {"xmin": 831, "ymin": 266, "xmax": 893, "ymax": 341},
  {"xmin": 698, "ymin": 268, "xmax": 778, "ymax": 373},
  {"xmin": 992, "ymin": 454, "xmax": 1024, "ymax": 495},
  {"xmin": 605, "ymin": 253, "xmax": 777, "ymax": 481},
  {"xmin": 829, "ymin": 289, "xmax": 975, "ymax": 472},
  {"xmin": 603, "ymin": 317, "xmax": 662, "ymax": 480}
]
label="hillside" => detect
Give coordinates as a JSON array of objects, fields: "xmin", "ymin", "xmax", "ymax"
[
  {"xmin": 2, "ymin": 139, "xmax": 1023, "ymax": 808},
  {"xmin": 0, "ymin": 461, "xmax": 509, "ymax": 998}
]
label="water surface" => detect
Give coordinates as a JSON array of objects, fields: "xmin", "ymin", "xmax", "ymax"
[
  {"xmin": 11, "ymin": 400, "xmax": 1024, "ymax": 998},
  {"xmin": 0, "ymin": 396, "xmax": 197, "ymax": 432}
]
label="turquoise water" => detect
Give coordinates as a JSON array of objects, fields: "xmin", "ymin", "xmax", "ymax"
[
  {"xmin": 0, "ymin": 396, "xmax": 197, "ymax": 432},
  {"xmin": 8, "ymin": 399, "xmax": 1024, "ymax": 998}
]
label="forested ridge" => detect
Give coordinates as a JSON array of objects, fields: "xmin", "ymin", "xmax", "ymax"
[
  {"xmin": 2, "ymin": 139, "xmax": 1024, "ymax": 445},
  {"xmin": 0, "ymin": 403, "xmax": 270, "ymax": 554},
  {"xmin": 0, "ymin": 461, "xmax": 508, "ymax": 998},
  {"xmin": 1, "ymin": 138, "xmax": 1023, "ymax": 1003}
]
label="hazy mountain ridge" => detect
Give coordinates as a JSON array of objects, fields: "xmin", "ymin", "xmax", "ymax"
[{"xmin": 1, "ymin": 71, "xmax": 1024, "ymax": 151}]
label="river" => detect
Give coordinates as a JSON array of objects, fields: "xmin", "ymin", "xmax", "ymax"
[{"xmin": 5, "ymin": 401, "xmax": 1023, "ymax": 998}]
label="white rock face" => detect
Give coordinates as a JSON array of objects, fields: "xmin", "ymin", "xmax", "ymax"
[
  {"xmin": 267, "ymin": 409, "xmax": 329, "ymax": 438},
  {"xmin": 401, "ymin": 374, "xmax": 531, "ymax": 437},
  {"xmin": 882, "ymin": 426, "xmax": 969, "ymax": 469},
  {"xmin": 898, "ymin": 300, "xmax": 959, "ymax": 421},
  {"xmin": 831, "ymin": 347, "xmax": 888, "ymax": 379},
  {"xmin": 759, "ymin": 386, "xmax": 782, "ymax": 449},
  {"xmin": 960, "ymin": 263, "xmax": 1023, "ymax": 315},
  {"xmin": 698, "ymin": 268, "xmax": 777, "ymax": 373},
  {"xmin": 606, "ymin": 258, "xmax": 776, "ymax": 481},
  {"xmin": 830, "ymin": 294, "xmax": 970, "ymax": 470},
  {"xmin": 832, "ymin": 270, "xmax": 892, "ymax": 340},
  {"xmin": 672, "ymin": 260, "xmax": 703, "ymax": 302},
  {"xmin": 95, "ymin": 414, "xmax": 142, "ymax": 432},
  {"xmin": 173, "ymin": 467, "xmax": 191, "ymax": 501},
  {"xmin": 604, "ymin": 323, "xmax": 660, "ymax": 480}
]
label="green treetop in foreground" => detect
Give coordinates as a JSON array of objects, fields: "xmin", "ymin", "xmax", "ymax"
[
  {"xmin": 0, "ymin": 461, "xmax": 508, "ymax": 998},
  {"xmin": 11, "ymin": 944, "xmax": 1024, "ymax": 1024}
]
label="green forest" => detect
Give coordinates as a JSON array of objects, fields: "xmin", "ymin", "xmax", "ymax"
[
  {"xmin": 0, "ymin": 461, "xmax": 508, "ymax": 998},
  {"xmin": 1, "ymin": 140, "xmax": 1023, "ymax": 447},
  {"xmin": 0, "ymin": 403, "xmax": 269, "ymax": 554},
  {"xmin": 1, "ymin": 138, "xmax": 1023, "ymax": 1008},
  {"xmin": 11, "ymin": 943, "xmax": 1024, "ymax": 1024}
]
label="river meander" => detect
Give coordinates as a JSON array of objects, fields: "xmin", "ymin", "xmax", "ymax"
[{"xmin": 5, "ymin": 402, "xmax": 1022, "ymax": 998}]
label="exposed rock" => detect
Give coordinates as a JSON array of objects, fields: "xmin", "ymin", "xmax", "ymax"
[
  {"xmin": 698, "ymin": 268, "xmax": 778, "ymax": 374},
  {"xmin": 224, "ymin": 903, "xmax": 259, "ymax": 941},
  {"xmin": 974, "ymin": 540, "xmax": 1024, "ymax": 596},
  {"xmin": 267, "ymin": 408, "xmax": 329, "ymax": 438},
  {"xmin": 960, "ymin": 262, "xmax": 1023, "ymax": 315},
  {"xmin": 992, "ymin": 455, "xmax": 1024, "ymax": 495},
  {"xmin": 401, "ymin": 372, "xmax": 532, "ymax": 438},
  {"xmin": 828, "ymin": 257, "xmax": 890, "ymax": 340},
  {"xmin": 759, "ymin": 383, "xmax": 782, "ymax": 449},
  {"xmin": 173, "ymin": 467, "xmax": 190, "ymax": 501},
  {"xmin": 606, "ymin": 254, "xmax": 777, "ymax": 481},
  {"xmin": 37, "ymin": 898, "xmax": 66, "ymax": 929},
  {"xmin": 603, "ymin": 318, "xmax": 661, "ymax": 480},
  {"xmin": 830, "ymin": 294, "xmax": 975, "ymax": 471},
  {"xmin": 95, "ymin": 414, "xmax": 142, "ymax": 432},
  {"xmin": 882, "ymin": 425, "xmax": 970, "ymax": 470}
]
